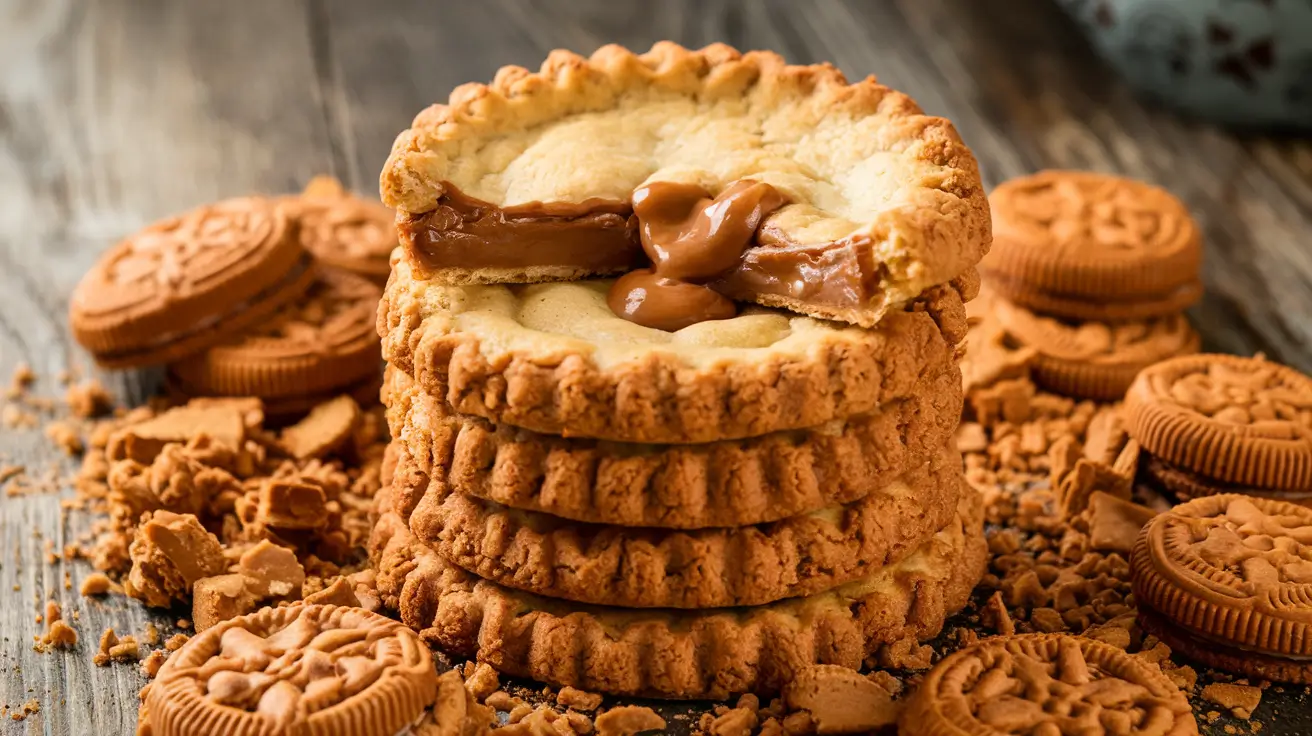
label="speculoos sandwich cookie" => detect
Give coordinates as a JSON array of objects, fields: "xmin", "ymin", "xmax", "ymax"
[
  {"xmin": 370, "ymin": 485, "xmax": 985, "ymax": 700},
  {"xmin": 901, "ymin": 633, "xmax": 1197, "ymax": 736},
  {"xmin": 392, "ymin": 442, "xmax": 962, "ymax": 609},
  {"xmin": 290, "ymin": 175, "xmax": 397, "ymax": 284},
  {"xmin": 70, "ymin": 197, "xmax": 315, "ymax": 368},
  {"xmin": 982, "ymin": 169, "xmax": 1202, "ymax": 322},
  {"xmin": 140, "ymin": 604, "xmax": 436, "ymax": 736},
  {"xmin": 1131, "ymin": 494, "xmax": 1312, "ymax": 684},
  {"xmin": 1126, "ymin": 353, "xmax": 1312, "ymax": 492},
  {"xmin": 379, "ymin": 256, "xmax": 970, "ymax": 444},
  {"xmin": 383, "ymin": 360, "xmax": 962, "ymax": 529}
]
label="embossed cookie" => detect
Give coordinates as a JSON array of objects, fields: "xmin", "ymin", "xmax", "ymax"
[
  {"xmin": 141, "ymin": 604, "xmax": 436, "ymax": 735},
  {"xmin": 384, "ymin": 359, "xmax": 961, "ymax": 529},
  {"xmin": 394, "ymin": 441, "xmax": 962, "ymax": 608},
  {"xmin": 169, "ymin": 267, "xmax": 382, "ymax": 406},
  {"xmin": 370, "ymin": 486, "xmax": 985, "ymax": 699},
  {"xmin": 382, "ymin": 42, "xmax": 991, "ymax": 328},
  {"xmin": 70, "ymin": 197, "xmax": 315, "ymax": 368},
  {"xmin": 1125, "ymin": 354, "xmax": 1312, "ymax": 491},
  {"xmin": 1131, "ymin": 494, "xmax": 1312, "ymax": 683},
  {"xmin": 290, "ymin": 175, "xmax": 397, "ymax": 284},
  {"xmin": 982, "ymin": 170, "xmax": 1202, "ymax": 322},
  {"xmin": 989, "ymin": 294, "xmax": 1199, "ymax": 401},
  {"xmin": 380, "ymin": 257, "xmax": 969, "ymax": 444},
  {"xmin": 901, "ymin": 633, "xmax": 1197, "ymax": 736}
]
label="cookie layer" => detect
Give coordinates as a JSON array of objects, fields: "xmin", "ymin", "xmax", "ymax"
[
  {"xmin": 1131, "ymin": 495, "xmax": 1312, "ymax": 671},
  {"xmin": 382, "ymin": 42, "xmax": 991, "ymax": 324},
  {"xmin": 990, "ymin": 293, "xmax": 1199, "ymax": 401},
  {"xmin": 393, "ymin": 441, "xmax": 962, "ymax": 609},
  {"xmin": 143, "ymin": 604, "xmax": 436, "ymax": 736},
  {"xmin": 370, "ymin": 486, "xmax": 985, "ymax": 699},
  {"xmin": 1138, "ymin": 606, "xmax": 1312, "ymax": 686},
  {"xmin": 169, "ymin": 266, "xmax": 382, "ymax": 401},
  {"xmin": 1125, "ymin": 354, "xmax": 1312, "ymax": 491},
  {"xmin": 379, "ymin": 256, "xmax": 968, "ymax": 444},
  {"xmin": 982, "ymin": 170, "xmax": 1202, "ymax": 321},
  {"xmin": 901, "ymin": 633, "xmax": 1196, "ymax": 736},
  {"xmin": 70, "ymin": 197, "xmax": 315, "ymax": 368},
  {"xmin": 383, "ymin": 357, "xmax": 961, "ymax": 529}
]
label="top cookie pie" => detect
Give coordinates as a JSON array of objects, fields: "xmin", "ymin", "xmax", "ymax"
[{"xmin": 380, "ymin": 42, "xmax": 990, "ymax": 327}]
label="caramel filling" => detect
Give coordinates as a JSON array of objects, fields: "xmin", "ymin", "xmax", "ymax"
[
  {"xmin": 400, "ymin": 180, "xmax": 892, "ymax": 328},
  {"xmin": 607, "ymin": 180, "xmax": 786, "ymax": 330}
]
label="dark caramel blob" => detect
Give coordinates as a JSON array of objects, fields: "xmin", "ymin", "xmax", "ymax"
[
  {"xmin": 608, "ymin": 180, "xmax": 786, "ymax": 331},
  {"xmin": 606, "ymin": 269, "xmax": 737, "ymax": 332}
]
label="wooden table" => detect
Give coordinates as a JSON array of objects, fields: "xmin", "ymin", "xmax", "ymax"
[{"xmin": 1, "ymin": 1, "xmax": 1309, "ymax": 733}]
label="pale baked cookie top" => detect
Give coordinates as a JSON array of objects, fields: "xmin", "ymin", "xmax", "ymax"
[{"xmin": 380, "ymin": 42, "xmax": 990, "ymax": 310}]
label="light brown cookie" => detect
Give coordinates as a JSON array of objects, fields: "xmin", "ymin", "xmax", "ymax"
[
  {"xmin": 168, "ymin": 266, "xmax": 382, "ymax": 405},
  {"xmin": 989, "ymin": 294, "xmax": 1199, "ymax": 401},
  {"xmin": 981, "ymin": 170, "xmax": 1202, "ymax": 321},
  {"xmin": 900, "ymin": 633, "xmax": 1197, "ymax": 736},
  {"xmin": 381, "ymin": 42, "xmax": 991, "ymax": 328},
  {"xmin": 1125, "ymin": 354, "xmax": 1312, "ymax": 491},
  {"xmin": 379, "ymin": 257, "xmax": 968, "ymax": 444},
  {"xmin": 393, "ymin": 441, "xmax": 962, "ymax": 608},
  {"xmin": 383, "ymin": 358, "xmax": 961, "ymax": 529},
  {"xmin": 290, "ymin": 175, "xmax": 397, "ymax": 284},
  {"xmin": 1131, "ymin": 494, "xmax": 1312, "ymax": 683},
  {"xmin": 142, "ymin": 604, "xmax": 436, "ymax": 736},
  {"xmin": 70, "ymin": 197, "xmax": 315, "ymax": 368},
  {"xmin": 369, "ymin": 485, "xmax": 985, "ymax": 699}
]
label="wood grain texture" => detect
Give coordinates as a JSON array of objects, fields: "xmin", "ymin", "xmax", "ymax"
[{"xmin": 0, "ymin": 0, "xmax": 1309, "ymax": 734}]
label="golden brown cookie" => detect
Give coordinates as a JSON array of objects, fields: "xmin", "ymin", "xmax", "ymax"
[
  {"xmin": 141, "ymin": 604, "xmax": 436, "ymax": 735},
  {"xmin": 290, "ymin": 176, "xmax": 396, "ymax": 284},
  {"xmin": 381, "ymin": 42, "xmax": 991, "ymax": 328},
  {"xmin": 981, "ymin": 170, "xmax": 1202, "ymax": 322},
  {"xmin": 70, "ymin": 197, "xmax": 315, "ymax": 369},
  {"xmin": 989, "ymin": 294, "xmax": 1199, "ymax": 401},
  {"xmin": 1125, "ymin": 354, "xmax": 1312, "ymax": 491},
  {"xmin": 392, "ymin": 441, "xmax": 962, "ymax": 608},
  {"xmin": 370, "ymin": 485, "xmax": 985, "ymax": 699},
  {"xmin": 901, "ymin": 633, "xmax": 1197, "ymax": 736},
  {"xmin": 383, "ymin": 359, "xmax": 961, "ymax": 529},
  {"xmin": 168, "ymin": 266, "xmax": 382, "ymax": 406},
  {"xmin": 1131, "ymin": 494, "xmax": 1312, "ymax": 683},
  {"xmin": 379, "ymin": 257, "xmax": 968, "ymax": 444}
]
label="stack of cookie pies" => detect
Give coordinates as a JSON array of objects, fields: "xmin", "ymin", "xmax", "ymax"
[
  {"xmin": 68, "ymin": 178, "xmax": 396, "ymax": 415},
  {"xmin": 368, "ymin": 43, "xmax": 994, "ymax": 698},
  {"xmin": 977, "ymin": 170, "xmax": 1203, "ymax": 401}
]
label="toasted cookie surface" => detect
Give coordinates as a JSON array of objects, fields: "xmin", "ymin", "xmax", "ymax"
[
  {"xmin": 1125, "ymin": 354, "xmax": 1312, "ymax": 490},
  {"xmin": 70, "ymin": 197, "xmax": 314, "ymax": 368},
  {"xmin": 901, "ymin": 633, "xmax": 1196, "ymax": 736},
  {"xmin": 383, "ymin": 360, "xmax": 961, "ymax": 528},
  {"xmin": 379, "ymin": 257, "xmax": 967, "ymax": 444},
  {"xmin": 370, "ymin": 486, "xmax": 984, "ymax": 700},
  {"xmin": 142, "ymin": 603, "xmax": 436, "ymax": 736},
  {"xmin": 982, "ymin": 169, "xmax": 1202, "ymax": 321}
]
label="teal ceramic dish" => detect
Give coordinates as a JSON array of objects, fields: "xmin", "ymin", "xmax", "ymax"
[{"xmin": 1056, "ymin": 0, "xmax": 1312, "ymax": 130}]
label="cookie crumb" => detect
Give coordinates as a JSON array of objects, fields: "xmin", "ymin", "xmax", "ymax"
[
  {"xmin": 557, "ymin": 685, "xmax": 603, "ymax": 712},
  {"xmin": 164, "ymin": 633, "xmax": 189, "ymax": 652},
  {"xmin": 595, "ymin": 706, "xmax": 665, "ymax": 736},
  {"xmin": 782, "ymin": 664, "xmax": 900, "ymax": 734},
  {"xmin": 65, "ymin": 380, "xmax": 112, "ymax": 419},
  {"xmin": 35, "ymin": 600, "xmax": 78, "ymax": 652},
  {"xmin": 462, "ymin": 661, "xmax": 500, "ymax": 701},
  {"xmin": 140, "ymin": 649, "xmax": 167, "ymax": 678},
  {"xmin": 1203, "ymin": 682, "xmax": 1262, "ymax": 720},
  {"xmin": 44, "ymin": 420, "xmax": 84, "ymax": 455}
]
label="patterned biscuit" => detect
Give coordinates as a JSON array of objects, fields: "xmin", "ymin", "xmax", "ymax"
[
  {"xmin": 70, "ymin": 197, "xmax": 315, "ymax": 368},
  {"xmin": 141, "ymin": 604, "xmax": 435, "ymax": 736},
  {"xmin": 289, "ymin": 175, "xmax": 397, "ymax": 284},
  {"xmin": 393, "ymin": 441, "xmax": 962, "ymax": 609},
  {"xmin": 1125, "ymin": 354, "xmax": 1312, "ymax": 491},
  {"xmin": 379, "ymin": 256, "xmax": 969, "ymax": 444},
  {"xmin": 1131, "ymin": 494, "xmax": 1312, "ymax": 682},
  {"xmin": 383, "ymin": 359, "xmax": 961, "ymax": 529},
  {"xmin": 169, "ymin": 266, "xmax": 382, "ymax": 404},
  {"xmin": 369, "ymin": 486, "xmax": 985, "ymax": 699},
  {"xmin": 901, "ymin": 633, "xmax": 1196, "ymax": 736},
  {"xmin": 981, "ymin": 170, "xmax": 1202, "ymax": 321}
]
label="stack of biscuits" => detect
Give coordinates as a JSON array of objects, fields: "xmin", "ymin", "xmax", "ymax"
[
  {"xmin": 368, "ymin": 42, "xmax": 993, "ymax": 699},
  {"xmin": 976, "ymin": 170, "xmax": 1203, "ymax": 401},
  {"xmin": 68, "ymin": 177, "xmax": 396, "ymax": 416}
]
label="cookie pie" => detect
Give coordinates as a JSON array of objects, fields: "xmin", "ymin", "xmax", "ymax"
[{"xmin": 380, "ymin": 42, "xmax": 990, "ymax": 328}]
